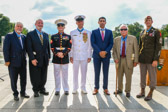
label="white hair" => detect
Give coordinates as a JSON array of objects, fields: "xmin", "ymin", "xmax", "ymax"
[
  {"xmin": 35, "ymin": 19, "xmax": 43, "ymax": 24},
  {"xmin": 15, "ymin": 22, "xmax": 23, "ymax": 27},
  {"xmin": 119, "ymin": 24, "xmax": 128, "ymax": 30}
]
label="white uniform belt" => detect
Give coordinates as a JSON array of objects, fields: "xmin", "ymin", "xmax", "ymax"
[{"xmin": 56, "ymin": 47, "xmax": 65, "ymax": 50}]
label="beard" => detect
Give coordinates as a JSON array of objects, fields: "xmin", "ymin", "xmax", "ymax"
[{"xmin": 16, "ymin": 30, "xmax": 21, "ymax": 34}]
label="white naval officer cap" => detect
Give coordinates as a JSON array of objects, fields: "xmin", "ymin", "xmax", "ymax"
[
  {"xmin": 74, "ymin": 15, "xmax": 86, "ymax": 21},
  {"xmin": 55, "ymin": 19, "xmax": 67, "ymax": 26}
]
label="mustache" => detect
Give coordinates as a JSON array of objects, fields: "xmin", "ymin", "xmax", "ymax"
[{"xmin": 16, "ymin": 30, "xmax": 21, "ymax": 33}]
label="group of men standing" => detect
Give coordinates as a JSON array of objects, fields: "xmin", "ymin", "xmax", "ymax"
[{"xmin": 3, "ymin": 15, "xmax": 161, "ymax": 102}]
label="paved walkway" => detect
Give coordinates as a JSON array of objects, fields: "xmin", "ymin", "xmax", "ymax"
[{"xmin": 0, "ymin": 61, "xmax": 168, "ymax": 112}]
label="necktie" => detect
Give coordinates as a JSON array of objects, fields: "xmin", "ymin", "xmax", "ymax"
[
  {"xmin": 40, "ymin": 34, "xmax": 43, "ymax": 45},
  {"xmin": 18, "ymin": 36, "xmax": 23, "ymax": 49},
  {"xmin": 121, "ymin": 40, "xmax": 125, "ymax": 57},
  {"xmin": 101, "ymin": 29, "xmax": 104, "ymax": 41}
]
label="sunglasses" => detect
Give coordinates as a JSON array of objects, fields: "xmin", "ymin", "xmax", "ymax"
[
  {"xmin": 57, "ymin": 24, "xmax": 65, "ymax": 27},
  {"xmin": 120, "ymin": 29, "xmax": 127, "ymax": 31}
]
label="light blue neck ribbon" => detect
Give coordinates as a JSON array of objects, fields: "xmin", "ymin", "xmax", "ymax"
[
  {"xmin": 77, "ymin": 28, "xmax": 84, "ymax": 33},
  {"xmin": 146, "ymin": 26, "xmax": 152, "ymax": 33},
  {"xmin": 15, "ymin": 31, "xmax": 22, "ymax": 37},
  {"xmin": 36, "ymin": 28, "xmax": 43, "ymax": 35}
]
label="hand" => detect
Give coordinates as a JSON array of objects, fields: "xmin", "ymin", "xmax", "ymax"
[
  {"xmin": 152, "ymin": 61, "xmax": 158, "ymax": 67},
  {"xmin": 88, "ymin": 58, "xmax": 91, "ymax": 63},
  {"xmin": 99, "ymin": 51, "xmax": 107, "ymax": 58},
  {"xmin": 70, "ymin": 57, "xmax": 73, "ymax": 63},
  {"xmin": 57, "ymin": 52, "xmax": 63, "ymax": 58},
  {"xmin": 32, "ymin": 59, "xmax": 38, "ymax": 66},
  {"xmin": 115, "ymin": 60, "xmax": 119, "ymax": 63},
  {"xmin": 133, "ymin": 62, "xmax": 138, "ymax": 67},
  {"xmin": 5, "ymin": 62, "xmax": 10, "ymax": 66}
]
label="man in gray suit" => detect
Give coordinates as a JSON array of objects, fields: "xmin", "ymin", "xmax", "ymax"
[{"xmin": 112, "ymin": 24, "xmax": 139, "ymax": 97}]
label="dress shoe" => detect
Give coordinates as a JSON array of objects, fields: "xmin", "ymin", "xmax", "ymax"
[
  {"xmin": 34, "ymin": 92, "xmax": 40, "ymax": 97},
  {"xmin": 21, "ymin": 93, "xmax": 30, "ymax": 98},
  {"xmin": 136, "ymin": 88, "xmax": 145, "ymax": 98},
  {"xmin": 55, "ymin": 91, "xmax": 60, "ymax": 96},
  {"xmin": 81, "ymin": 89, "xmax": 87, "ymax": 94},
  {"xmin": 64, "ymin": 91, "xmax": 69, "ymax": 95},
  {"xmin": 113, "ymin": 90, "xmax": 122, "ymax": 94},
  {"xmin": 40, "ymin": 90, "xmax": 49, "ymax": 95},
  {"xmin": 93, "ymin": 89, "xmax": 98, "ymax": 95},
  {"xmin": 126, "ymin": 93, "xmax": 130, "ymax": 97},
  {"xmin": 104, "ymin": 89, "xmax": 110, "ymax": 95},
  {"xmin": 72, "ymin": 90, "xmax": 78, "ymax": 94},
  {"xmin": 14, "ymin": 96, "xmax": 19, "ymax": 101},
  {"xmin": 144, "ymin": 88, "xmax": 154, "ymax": 101}
]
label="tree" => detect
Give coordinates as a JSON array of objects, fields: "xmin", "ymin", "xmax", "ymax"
[
  {"xmin": 0, "ymin": 14, "xmax": 11, "ymax": 43},
  {"xmin": 112, "ymin": 24, "xmax": 121, "ymax": 38},
  {"xmin": 128, "ymin": 22, "xmax": 144, "ymax": 43}
]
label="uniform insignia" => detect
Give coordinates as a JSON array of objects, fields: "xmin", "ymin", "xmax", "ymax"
[
  {"xmin": 149, "ymin": 33, "xmax": 153, "ymax": 37},
  {"xmin": 73, "ymin": 35, "xmax": 77, "ymax": 36},
  {"xmin": 83, "ymin": 31, "xmax": 88, "ymax": 43},
  {"xmin": 63, "ymin": 36, "xmax": 69, "ymax": 40}
]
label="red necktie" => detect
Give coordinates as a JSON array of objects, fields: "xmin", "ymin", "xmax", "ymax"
[
  {"xmin": 101, "ymin": 30, "xmax": 104, "ymax": 41},
  {"xmin": 121, "ymin": 41, "xmax": 125, "ymax": 57}
]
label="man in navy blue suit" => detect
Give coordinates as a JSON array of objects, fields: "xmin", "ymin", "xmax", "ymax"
[
  {"xmin": 3, "ymin": 22, "xmax": 30, "ymax": 101},
  {"xmin": 26, "ymin": 19, "xmax": 51, "ymax": 97},
  {"xmin": 91, "ymin": 17, "xmax": 113, "ymax": 95}
]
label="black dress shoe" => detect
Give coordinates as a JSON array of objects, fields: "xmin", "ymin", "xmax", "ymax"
[
  {"xmin": 113, "ymin": 90, "xmax": 122, "ymax": 94},
  {"xmin": 40, "ymin": 91, "xmax": 49, "ymax": 95},
  {"xmin": 64, "ymin": 91, "xmax": 69, "ymax": 95},
  {"xmin": 14, "ymin": 96, "xmax": 19, "ymax": 101},
  {"xmin": 21, "ymin": 93, "xmax": 30, "ymax": 98},
  {"xmin": 55, "ymin": 91, "xmax": 60, "ymax": 96},
  {"xmin": 34, "ymin": 92, "xmax": 40, "ymax": 97},
  {"xmin": 126, "ymin": 93, "xmax": 130, "ymax": 97}
]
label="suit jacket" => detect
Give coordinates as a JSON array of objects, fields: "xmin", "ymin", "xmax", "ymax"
[
  {"xmin": 112, "ymin": 35, "xmax": 139, "ymax": 69},
  {"xmin": 26, "ymin": 29, "xmax": 51, "ymax": 67},
  {"xmin": 3, "ymin": 31, "xmax": 26, "ymax": 68},
  {"xmin": 91, "ymin": 28, "xmax": 113, "ymax": 59}
]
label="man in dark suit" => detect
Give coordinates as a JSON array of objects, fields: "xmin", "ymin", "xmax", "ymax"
[
  {"xmin": 26, "ymin": 19, "xmax": 51, "ymax": 97},
  {"xmin": 3, "ymin": 22, "xmax": 30, "ymax": 101},
  {"xmin": 91, "ymin": 17, "xmax": 113, "ymax": 95}
]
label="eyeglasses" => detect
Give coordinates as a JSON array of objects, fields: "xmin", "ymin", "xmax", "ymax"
[
  {"xmin": 120, "ymin": 29, "xmax": 127, "ymax": 31},
  {"xmin": 57, "ymin": 24, "xmax": 65, "ymax": 27}
]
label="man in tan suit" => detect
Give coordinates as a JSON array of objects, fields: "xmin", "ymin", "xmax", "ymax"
[{"xmin": 113, "ymin": 24, "xmax": 139, "ymax": 97}]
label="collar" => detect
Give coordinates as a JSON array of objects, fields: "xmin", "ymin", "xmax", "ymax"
[
  {"xmin": 146, "ymin": 26, "xmax": 152, "ymax": 33},
  {"xmin": 15, "ymin": 31, "xmax": 22, "ymax": 37},
  {"xmin": 99, "ymin": 27, "xmax": 105, "ymax": 31},
  {"xmin": 58, "ymin": 32, "xmax": 64, "ymax": 35},
  {"xmin": 36, "ymin": 28, "xmax": 43, "ymax": 35},
  {"xmin": 77, "ymin": 28, "xmax": 84, "ymax": 33},
  {"xmin": 121, "ymin": 35, "xmax": 127, "ymax": 41}
]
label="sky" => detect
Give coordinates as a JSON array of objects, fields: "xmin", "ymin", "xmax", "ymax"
[{"xmin": 0, "ymin": 0, "xmax": 168, "ymax": 34}]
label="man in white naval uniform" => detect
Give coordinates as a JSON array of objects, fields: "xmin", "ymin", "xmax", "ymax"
[{"xmin": 70, "ymin": 15, "xmax": 92, "ymax": 94}]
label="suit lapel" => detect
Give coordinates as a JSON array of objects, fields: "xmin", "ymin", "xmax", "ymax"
[
  {"xmin": 96, "ymin": 28, "xmax": 103, "ymax": 42},
  {"xmin": 13, "ymin": 32, "xmax": 22, "ymax": 49},
  {"xmin": 104, "ymin": 29, "xmax": 107, "ymax": 42},
  {"xmin": 117, "ymin": 37, "xmax": 121, "ymax": 56},
  {"xmin": 126, "ymin": 36, "xmax": 130, "ymax": 53},
  {"xmin": 34, "ymin": 30, "xmax": 43, "ymax": 46}
]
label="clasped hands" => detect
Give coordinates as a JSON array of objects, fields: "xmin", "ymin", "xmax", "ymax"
[
  {"xmin": 99, "ymin": 51, "xmax": 107, "ymax": 58},
  {"xmin": 56, "ymin": 52, "xmax": 64, "ymax": 58}
]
